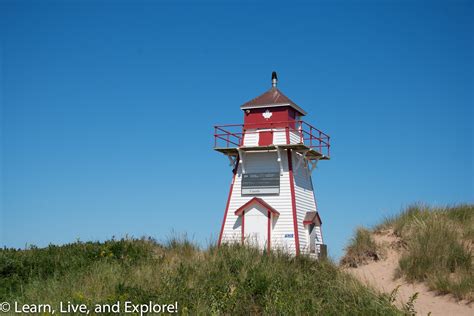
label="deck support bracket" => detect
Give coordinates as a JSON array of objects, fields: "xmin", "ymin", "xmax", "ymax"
[
  {"xmin": 275, "ymin": 146, "xmax": 284, "ymax": 175},
  {"xmin": 294, "ymin": 150, "xmax": 309, "ymax": 173},
  {"xmin": 308, "ymin": 158, "xmax": 320, "ymax": 175},
  {"xmin": 227, "ymin": 155, "xmax": 238, "ymax": 170},
  {"xmin": 237, "ymin": 148, "xmax": 246, "ymax": 174}
]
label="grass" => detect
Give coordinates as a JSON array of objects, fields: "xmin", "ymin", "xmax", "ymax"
[
  {"xmin": 0, "ymin": 237, "xmax": 403, "ymax": 315},
  {"xmin": 340, "ymin": 227, "xmax": 384, "ymax": 267},
  {"xmin": 351, "ymin": 203, "xmax": 473, "ymax": 301}
]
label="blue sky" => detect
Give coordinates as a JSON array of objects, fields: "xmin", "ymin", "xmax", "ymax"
[{"xmin": 1, "ymin": 1, "xmax": 473, "ymax": 259}]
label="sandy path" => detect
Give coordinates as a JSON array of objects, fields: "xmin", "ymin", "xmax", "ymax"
[{"xmin": 345, "ymin": 231, "xmax": 472, "ymax": 316}]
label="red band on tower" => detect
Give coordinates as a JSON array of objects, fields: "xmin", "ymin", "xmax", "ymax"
[{"xmin": 287, "ymin": 150, "xmax": 300, "ymax": 255}]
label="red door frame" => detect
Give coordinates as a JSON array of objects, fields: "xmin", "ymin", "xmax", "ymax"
[{"xmin": 236, "ymin": 198, "xmax": 279, "ymax": 252}]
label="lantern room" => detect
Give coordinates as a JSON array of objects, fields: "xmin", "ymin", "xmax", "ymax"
[{"xmin": 214, "ymin": 72, "xmax": 330, "ymax": 161}]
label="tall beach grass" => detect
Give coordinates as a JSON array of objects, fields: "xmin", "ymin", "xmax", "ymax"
[
  {"xmin": 0, "ymin": 237, "xmax": 402, "ymax": 315},
  {"xmin": 340, "ymin": 227, "xmax": 384, "ymax": 267}
]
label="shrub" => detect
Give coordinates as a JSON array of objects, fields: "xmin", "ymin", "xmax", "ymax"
[{"xmin": 0, "ymin": 237, "xmax": 158, "ymax": 298}]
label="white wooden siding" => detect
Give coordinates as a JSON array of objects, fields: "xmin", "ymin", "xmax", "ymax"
[
  {"xmin": 292, "ymin": 151, "xmax": 319, "ymax": 254},
  {"xmin": 221, "ymin": 150, "xmax": 321, "ymax": 256},
  {"xmin": 273, "ymin": 129, "xmax": 287, "ymax": 145},
  {"xmin": 243, "ymin": 130, "xmax": 258, "ymax": 146},
  {"xmin": 289, "ymin": 130, "xmax": 301, "ymax": 144},
  {"xmin": 221, "ymin": 151, "xmax": 297, "ymax": 254},
  {"xmin": 314, "ymin": 226, "xmax": 323, "ymax": 245},
  {"xmin": 242, "ymin": 128, "xmax": 300, "ymax": 146}
]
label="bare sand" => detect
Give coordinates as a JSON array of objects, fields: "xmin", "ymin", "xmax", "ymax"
[{"xmin": 344, "ymin": 230, "xmax": 473, "ymax": 316}]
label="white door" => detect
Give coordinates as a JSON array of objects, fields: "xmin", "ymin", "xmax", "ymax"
[{"xmin": 244, "ymin": 205, "xmax": 268, "ymax": 250}]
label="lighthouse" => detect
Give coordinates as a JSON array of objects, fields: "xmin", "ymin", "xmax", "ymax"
[{"xmin": 214, "ymin": 72, "xmax": 330, "ymax": 257}]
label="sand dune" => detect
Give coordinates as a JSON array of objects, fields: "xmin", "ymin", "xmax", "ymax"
[{"xmin": 345, "ymin": 230, "xmax": 473, "ymax": 316}]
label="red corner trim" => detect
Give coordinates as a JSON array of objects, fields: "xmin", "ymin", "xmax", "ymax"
[
  {"xmin": 218, "ymin": 160, "xmax": 239, "ymax": 247},
  {"xmin": 287, "ymin": 150, "xmax": 300, "ymax": 255}
]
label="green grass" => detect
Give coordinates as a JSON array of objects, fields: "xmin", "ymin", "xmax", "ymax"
[
  {"xmin": 0, "ymin": 237, "xmax": 402, "ymax": 315},
  {"xmin": 340, "ymin": 227, "xmax": 384, "ymax": 267},
  {"xmin": 369, "ymin": 204, "xmax": 473, "ymax": 301}
]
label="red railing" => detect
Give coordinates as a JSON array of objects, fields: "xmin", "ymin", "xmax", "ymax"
[{"xmin": 214, "ymin": 120, "xmax": 330, "ymax": 157}]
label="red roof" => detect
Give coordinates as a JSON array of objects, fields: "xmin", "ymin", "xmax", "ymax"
[
  {"xmin": 240, "ymin": 87, "xmax": 307, "ymax": 115},
  {"xmin": 303, "ymin": 211, "xmax": 322, "ymax": 225},
  {"xmin": 234, "ymin": 197, "xmax": 280, "ymax": 216}
]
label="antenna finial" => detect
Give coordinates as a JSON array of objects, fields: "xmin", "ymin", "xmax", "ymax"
[{"xmin": 271, "ymin": 71, "xmax": 278, "ymax": 87}]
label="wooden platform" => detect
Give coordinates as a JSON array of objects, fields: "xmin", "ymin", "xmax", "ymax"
[{"xmin": 214, "ymin": 144, "xmax": 330, "ymax": 160}]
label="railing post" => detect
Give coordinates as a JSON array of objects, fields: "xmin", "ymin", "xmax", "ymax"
[
  {"xmin": 328, "ymin": 136, "xmax": 330, "ymax": 157},
  {"xmin": 319, "ymin": 131, "xmax": 322, "ymax": 153},
  {"xmin": 299, "ymin": 120, "xmax": 303, "ymax": 144}
]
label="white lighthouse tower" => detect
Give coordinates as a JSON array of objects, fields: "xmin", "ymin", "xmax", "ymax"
[{"xmin": 214, "ymin": 72, "xmax": 330, "ymax": 257}]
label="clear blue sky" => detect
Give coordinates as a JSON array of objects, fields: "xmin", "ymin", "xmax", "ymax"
[{"xmin": 1, "ymin": 1, "xmax": 473, "ymax": 259}]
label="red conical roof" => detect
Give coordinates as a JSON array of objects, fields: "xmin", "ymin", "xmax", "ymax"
[{"xmin": 240, "ymin": 87, "xmax": 307, "ymax": 115}]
